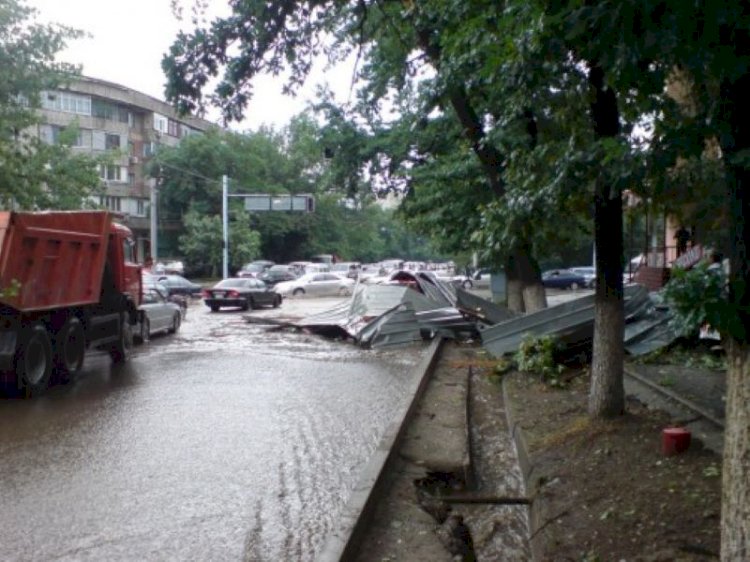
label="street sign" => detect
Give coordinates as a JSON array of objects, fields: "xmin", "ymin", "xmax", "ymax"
[{"xmin": 243, "ymin": 194, "xmax": 314, "ymax": 212}]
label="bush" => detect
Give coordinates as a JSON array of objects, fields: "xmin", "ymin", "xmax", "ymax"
[
  {"xmin": 514, "ymin": 334, "xmax": 565, "ymax": 387},
  {"xmin": 662, "ymin": 263, "xmax": 726, "ymax": 339}
]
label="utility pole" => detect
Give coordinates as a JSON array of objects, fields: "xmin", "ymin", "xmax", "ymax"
[
  {"xmin": 150, "ymin": 168, "xmax": 161, "ymax": 262},
  {"xmin": 222, "ymin": 174, "xmax": 229, "ymax": 279}
]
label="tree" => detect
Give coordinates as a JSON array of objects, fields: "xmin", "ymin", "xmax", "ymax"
[
  {"xmin": 179, "ymin": 209, "xmax": 261, "ymax": 277},
  {"xmin": 0, "ymin": 0, "xmax": 103, "ymax": 209},
  {"xmin": 161, "ymin": 0, "xmax": 550, "ymax": 313}
]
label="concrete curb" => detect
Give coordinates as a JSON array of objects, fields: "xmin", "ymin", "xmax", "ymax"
[
  {"xmin": 318, "ymin": 337, "xmax": 445, "ymax": 562},
  {"xmin": 623, "ymin": 366, "xmax": 725, "ymax": 428},
  {"xmin": 501, "ymin": 375, "xmax": 544, "ymax": 562}
]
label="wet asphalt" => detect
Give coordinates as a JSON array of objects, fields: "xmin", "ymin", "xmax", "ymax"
[{"xmin": 0, "ymin": 297, "xmax": 427, "ymax": 561}]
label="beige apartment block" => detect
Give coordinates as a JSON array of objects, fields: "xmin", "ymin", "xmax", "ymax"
[{"xmin": 30, "ymin": 75, "xmax": 215, "ymax": 259}]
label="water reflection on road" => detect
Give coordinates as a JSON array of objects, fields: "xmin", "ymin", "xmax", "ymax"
[{"xmin": 0, "ymin": 297, "xmax": 426, "ymax": 561}]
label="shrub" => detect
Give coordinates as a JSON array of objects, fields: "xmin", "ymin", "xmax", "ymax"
[{"xmin": 514, "ymin": 334, "xmax": 565, "ymax": 387}]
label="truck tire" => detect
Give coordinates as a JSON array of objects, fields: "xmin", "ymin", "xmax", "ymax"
[
  {"xmin": 109, "ymin": 315, "xmax": 133, "ymax": 364},
  {"xmin": 17, "ymin": 323, "xmax": 53, "ymax": 397},
  {"xmin": 53, "ymin": 317, "xmax": 85, "ymax": 380}
]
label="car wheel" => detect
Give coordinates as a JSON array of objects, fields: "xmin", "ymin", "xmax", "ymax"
[
  {"xmin": 273, "ymin": 295, "xmax": 281, "ymax": 308},
  {"xmin": 210, "ymin": 304, "xmax": 220, "ymax": 312},
  {"xmin": 241, "ymin": 300, "xmax": 250, "ymax": 311},
  {"xmin": 16, "ymin": 323, "xmax": 53, "ymax": 397},
  {"xmin": 138, "ymin": 318, "xmax": 151, "ymax": 343},
  {"xmin": 338, "ymin": 286, "xmax": 352, "ymax": 296},
  {"xmin": 462, "ymin": 280, "xmax": 473, "ymax": 290},
  {"xmin": 292, "ymin": 288, "xmax": 305, "ymax": 297},
  {"xmin": 169, "ymin": 313, "xmax": 180, "ymax": 334}
]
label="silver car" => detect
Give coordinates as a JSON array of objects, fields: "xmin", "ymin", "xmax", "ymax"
[
  {"xmin": 274, "ymin": 272, "xmax": 355, "ymax": 297},
  {"xmin": 137, "ymin": 285, "xmax": 182, "ymax": 342}
]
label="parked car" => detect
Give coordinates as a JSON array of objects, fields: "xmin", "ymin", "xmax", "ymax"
[
  {"xmin": 542, "ymin": 269, "xmax": 587, "ymax": 290},
  {"xmin": 154, "ymin": 274, "xmax": 203, "ymax": 298},
  {"xmin": 237, "ymin": 263, "xmax": 266, "ymax": 278},
  {"xmin": 569, "ymin": 266, "xmax": 596, "ymax": 288},
  {"xmin": 259, "ymin": 265, "xmax": 298, "ymax": 286},
  {"xmin": 274, "ymin": 272, "xmax": 356, "ymax": 297},
  {"xmin": 470, "ymin": 268, "xmax": 493, "ymax": 289},
  {"xmin": 332, "ymin": 262, "xmax": 362, "ymax": 279},
  {"xmin": 136, "ymin": 285, "xmax": 182, "ymax": 342},
  {"xmin": 203, "ymin": 278, "xmax": 282, "ymax": 312}
]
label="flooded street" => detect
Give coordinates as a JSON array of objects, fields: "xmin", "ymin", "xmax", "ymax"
[{"xmin": 0, "ymin": 297, "xmax": 427, "ymax": 561}]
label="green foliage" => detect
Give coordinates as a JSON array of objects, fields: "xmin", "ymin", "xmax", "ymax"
[
  {"xmin": 514, "ymin": 334, "xmax": 565, "ymax": 387},
  {"xmin": 0, "ymin": 0, "xmax": 102, "ymax": 209},
  {"xmin": 178, "ymin": 210, "xmax": 261, "ymax": 277},
  {"xmin": 662, "ymin": 264, "xmax": 745, "ymax": 340}
]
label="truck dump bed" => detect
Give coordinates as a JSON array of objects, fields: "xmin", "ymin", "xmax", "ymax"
[{"xmin": 0, "ymin": 211, "xmax": 112, "ymax": 312}]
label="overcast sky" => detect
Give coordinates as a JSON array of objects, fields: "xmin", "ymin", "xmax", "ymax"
[{"xmin": 25, "ymin": 0, "xmax": 355, "ymax": 131}]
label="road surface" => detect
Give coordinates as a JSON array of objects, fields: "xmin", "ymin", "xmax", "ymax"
[{"xmin": 0, "ymin": 298, "xmax": 427, "ymax": 561}]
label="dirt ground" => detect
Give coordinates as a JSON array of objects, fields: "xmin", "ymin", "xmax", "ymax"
[{"xmin": 501, "ymin": 363, "xmax": 722, "ymax": 561}]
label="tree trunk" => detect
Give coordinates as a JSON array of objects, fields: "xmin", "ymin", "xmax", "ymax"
[
  {"xmin": 588, "ymin": 176, "xmax": 625, "ymax": 417},
  {"xmin": 506, "ymin": 244, "xmax": 547, "ymax": 314},
  {"xmin": 717, "ymin": 65, "xmax": 750, "ymax": 560},
  {"xmin": 587, "ymin": 64, "xmax": 626, "ymax": 418},
  {"xmin": 721, "ymin": 340, "xmax": 750, "ymax": 560}
]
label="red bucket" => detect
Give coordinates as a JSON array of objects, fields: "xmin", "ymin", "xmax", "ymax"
[{"xmin": 662, "ymin": 427, "xmax": 691, "ymax": 456}]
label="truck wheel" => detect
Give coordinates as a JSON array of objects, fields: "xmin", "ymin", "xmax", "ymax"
[
  {"xmin": 17, "ymin": 324, "xmax": 53, "ymax": 396},
  {"xmin": 109, "ymin": 315, "xmax": 133, "ymax": 364},
  {"xmin": 53, "ymin": 317, "xmax": 85, "ymax": 380}
]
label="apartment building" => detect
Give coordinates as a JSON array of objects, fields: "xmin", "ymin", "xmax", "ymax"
[{"xmin": 32, "ymin": 75, "xmax": 215, "ymax": 259}]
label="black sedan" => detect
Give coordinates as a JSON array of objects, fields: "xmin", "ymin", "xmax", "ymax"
[
  {"xmin": 151, "ymin": 274, "xmax": 203, "ymax": 298},
  {"xmin": 203, "ymin": 278, "xmax": 282, "ymax": 312},
  {"xmin": 258, "ymin": 267, "xmax": 297, "ymax": 287},
  {"xmin": 542, "ymin": 269, "xmax": 587, "ymax": 290}
]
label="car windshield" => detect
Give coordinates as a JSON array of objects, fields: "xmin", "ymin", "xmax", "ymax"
[{"xmin": 214, "ymin": 279, "xmax": 246, "ymax": 288}]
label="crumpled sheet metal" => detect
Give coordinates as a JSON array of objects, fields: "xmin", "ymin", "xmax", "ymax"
[
  {"xmin": 480, "ymin": 284, "xmax": 675, "ymax": 357},
  {"xmin": 288, "ymin": 276, "xmax": 480, "ymax": 348}
]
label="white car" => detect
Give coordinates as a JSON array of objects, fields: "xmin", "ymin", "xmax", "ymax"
[
  {"xmin": 274, "ymin": 272, "xmax": 355, "ymax": 297},
  {"xmin": 137, "ymin": 285, "xmax": 182, "ymax": 342}
]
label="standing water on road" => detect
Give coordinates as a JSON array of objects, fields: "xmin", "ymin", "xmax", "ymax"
[{"xmin": 0, "ymin": 298, "xmax": 427, "ymax": 561}]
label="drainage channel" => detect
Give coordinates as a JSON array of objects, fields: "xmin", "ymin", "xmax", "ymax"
[{"xmin": 319, "ymin": 340, "xmax": 532, "ymax": 561}]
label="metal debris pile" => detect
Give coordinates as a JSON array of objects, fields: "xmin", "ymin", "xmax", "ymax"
[{"xmin": 258, "ymin": 271, "xmax": 675, "ymax": 355}]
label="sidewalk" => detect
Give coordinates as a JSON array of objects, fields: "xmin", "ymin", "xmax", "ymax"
[{"xmin": 624, "ymin": 361, "xmax": 725, "ymax": 455}]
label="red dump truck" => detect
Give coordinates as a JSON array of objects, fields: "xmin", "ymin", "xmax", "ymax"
[{"xmin": 0, "ymin": 211, "xmax": 142, "ymax": 397}]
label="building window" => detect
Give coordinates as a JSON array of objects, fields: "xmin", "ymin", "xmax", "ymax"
[
  {"xmin": 100, "ymin": 195, "xmax": 122, "ymax": 211},
  {"xmin": 41, "ymin": 91, "xmax": 91, "ymax": 115},
  {"xmin": 153, "ymin": 113, "xmax": 168, "ymax": 133},
  {"xmin": 105, "ymin": 133, "xmax": 121, "ymax": 150},
  {"xmin": 143, "ymin": 141, "xmax": 158, "ymax": 157},
  {"xmin": 41, "ymin": 124, "xmax": 86, "ymax": 147},
  {"xmin": 136, "ymin": 199, "xmax": 146, "ymax": 216},
  {"xmin": 99, "ymin": 165, "xmax": 122, "ymax": 182},
  {"xmin": 168, "ymin": 119, "xmax": 179, "ymax": 137}
]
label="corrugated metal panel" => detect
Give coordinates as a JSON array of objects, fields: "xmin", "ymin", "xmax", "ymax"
[
  {"xmin": 481, "ymin": 284, "xmax": 653, "ymax": 357},
  {"xmin": 357, "ymin": 304, "xmax": 424, "ymax": 348},
  {"xmin": 455, "ymin": 288, "xmax": 517, "ymax": 325}
]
